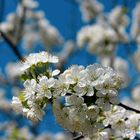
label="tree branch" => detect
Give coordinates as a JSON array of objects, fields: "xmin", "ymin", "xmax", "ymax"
[
  {"xmin": 0, "ymin": 30, "xmax": 24, "ymax": 61},
  {"xmin": 15, "ymin": 0, "xmax": 26, "ymax": 44},
  {"xmin": 135, "ymin": 136, "xmax": 140, "ymax": 140},
  {"xmin": 119, "ymin": 102, "xmax": 140, "ymax": 114},
  {"xmin": 72, "ymin": 135, "xmax": 84, "ymax": 140}
]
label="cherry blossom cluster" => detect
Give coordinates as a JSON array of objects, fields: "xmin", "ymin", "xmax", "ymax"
[
  {"xmin": 11, "ymin": 51, "xmax": 140, "ymax": 139},
  {"xmin": 54, "ymin": 100, "xmax": 140, "ymax": 140},
  {"xmin": 77, "ymin": 24, "xmax": 118, "ymax": 55},
  {"xmin": 1, "ymin": 0, "xmax": 140, "ymax": 139},
  {"xmin": 11, "ymin": 51, "xmax": 59, "ymax": 122},
  {"xmin": 77, "ymin": 6, "xmax": 129, "ymax": 56}
]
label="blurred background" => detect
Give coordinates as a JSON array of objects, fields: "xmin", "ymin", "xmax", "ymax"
[{"xmin": 0, "ymin": 0, "xmax": 140, "ymax": 139}]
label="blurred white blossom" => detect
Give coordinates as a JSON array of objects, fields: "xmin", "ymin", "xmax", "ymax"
[
  {"xmin": 131, "ymin": 2, "xmax": 140, "ymax": 46},
  {"xmin": 77, "ymin": 0, "xmax": 104, "ymax": 22}
]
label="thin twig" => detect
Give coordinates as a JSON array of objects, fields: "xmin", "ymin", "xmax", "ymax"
[
  {"xmin": 66, "ymin": 0, "xmax": 78, "ymax": 6},
  {"xmin": 135, "ymin": 136, "xmax": 140, "ymax": 140},
  {"xmin": 72, "ymin": 135, "xmax": 84, "ymax": 140},
  {"xmin": 111, "ymin": 0, "xmax": 117, "ymax": 8},
  {"xmin": 119, "ymin": 103, "xmax": 140, "ymax": 114},
  {"xmin": 110, "ymin": 44, "xmax": 116, "ymax": 68},
  {"xmin": 15, "ymin": 0, "xmax": 26, "ymax": 44},
  {"xmin": 0, "ymin": 30, "xmax": 24, "ymax": 61}
]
